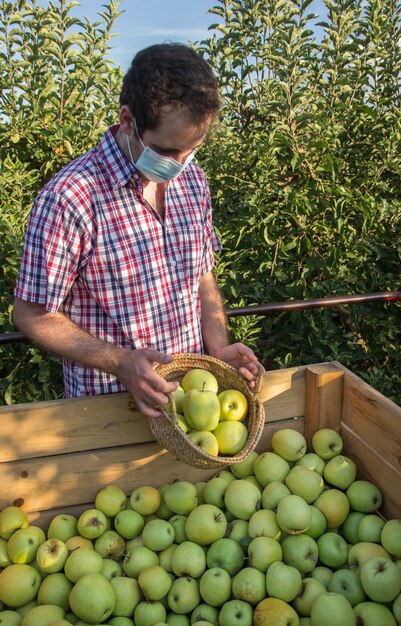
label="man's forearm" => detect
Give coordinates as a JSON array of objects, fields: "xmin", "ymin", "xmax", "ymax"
[
  {"xmin": 199, "ymin": 271, "xmax": 231, "ymax": 356},
  {"xmin": 12, "ymin": 298, "xmax": 125, "ymax": 377}
]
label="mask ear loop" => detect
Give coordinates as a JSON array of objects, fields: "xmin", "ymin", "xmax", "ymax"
[{"xmin": 127, "ymin": 134, "xmax": 135, "ymax": 162}]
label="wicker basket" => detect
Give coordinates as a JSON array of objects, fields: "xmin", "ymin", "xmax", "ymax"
[{"xmin": 148, "ymin": 353, "xmax": 266, "ymax": 469}]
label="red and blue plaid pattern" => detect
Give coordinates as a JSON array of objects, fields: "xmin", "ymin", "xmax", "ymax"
[{"xmin": 15, "ymin": 125, "xmax": 221, "ymax": 396}]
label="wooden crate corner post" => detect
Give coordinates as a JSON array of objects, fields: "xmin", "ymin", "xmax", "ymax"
[{"xmin": 304, "ymin": 362, "xmax": 345, "ymax": 448}]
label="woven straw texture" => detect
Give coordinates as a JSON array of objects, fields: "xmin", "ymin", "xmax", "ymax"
[{"xmin": 149, "ymin": 353, "xmax": 266, "ymax": 469}]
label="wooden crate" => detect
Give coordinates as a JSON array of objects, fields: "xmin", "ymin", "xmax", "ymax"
[{"xmin": 0, "ymin": 361, "xmax": 400, "ymax": 529}]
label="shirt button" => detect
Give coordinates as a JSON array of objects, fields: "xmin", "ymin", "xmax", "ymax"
[
  {"xmin": 170, "ymin": 260, "xmax": 176, "ymax": 267},
  {"xmin": 183, "ymin": 326, "xmax": 189, "ymax": 333},
  {"xmin": 178, "ymin": 292, "xmax": 184, "ymax": 299}
]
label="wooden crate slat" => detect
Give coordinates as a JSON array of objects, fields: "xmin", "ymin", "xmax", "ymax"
[
  {"xmin": 341, "ymin": 365, "xmax": 401, "ymax": 470},
  {"xmin": 0, "ymin": 393, "xmax": 154, "ymax": 462},
  {"xmin": 341, "ymin": 424, "xmax": 401, "ymax": 519},
  {"xmin": 260, "ymin": 366, "xmax": 306, "ymax": 422}
]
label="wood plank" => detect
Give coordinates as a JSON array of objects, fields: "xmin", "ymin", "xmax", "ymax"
[
  {"xmin": 261, "ymin": 366, "xmax": 306, "ymax": 422},
  {"xmin": 304, "ymin": 363, "xmax": 344, "ymax": 448},
  {"xmin": 341, "ymin": 364, "xmax": 401, "ymax": 472},
  {"xmin": 0, "ymin": 393, "xmax": 154, "ymax": 462},
  {"xmin": 342, "ymin": 424, "xmax": 401, "ymax": 519}
]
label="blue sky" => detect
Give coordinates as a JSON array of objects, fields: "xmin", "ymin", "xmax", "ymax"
[{"xmin": 72, "ymin": 0, "xmax": 327, "ymax": 71}]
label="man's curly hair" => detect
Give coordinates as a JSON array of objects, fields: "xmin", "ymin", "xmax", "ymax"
[{"xmin": 120, "ymin": 43, "xmax": 221, "ymax": 135}]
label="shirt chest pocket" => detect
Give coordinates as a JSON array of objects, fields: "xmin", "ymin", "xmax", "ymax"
[{"xmin": 170, "ymin": 223, "xmax": 206, "ymax": 283}]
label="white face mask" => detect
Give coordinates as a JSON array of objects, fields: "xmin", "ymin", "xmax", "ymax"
[{"xmin": 126, "ymin": 120, "xmax": 195, "ymax": 183}]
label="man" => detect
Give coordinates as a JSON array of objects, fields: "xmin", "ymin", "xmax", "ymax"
[{"xmin": 13, "ymin": 43, "xmax": 259, "ymax": 417}]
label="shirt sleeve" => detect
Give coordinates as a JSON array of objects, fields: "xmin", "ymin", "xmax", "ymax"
[
  {"xmin": 14, "ymin": 188, "xmax": 91, "ymax": 313},
  {"xmin": 201, "ymin": 183, "xmax": 221, "ymax": 276}
]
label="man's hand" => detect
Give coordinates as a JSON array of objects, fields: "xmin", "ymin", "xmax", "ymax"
[
  {"xmin": 212, "ymin": 343, "xmax": 261, "ymax": 388},
  {"xmin": 117, "ymin": 348, "xmax": 179, "ymax": 417}
]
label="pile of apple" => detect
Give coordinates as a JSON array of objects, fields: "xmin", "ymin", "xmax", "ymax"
[
  {"xmin": 0, "ymin": 428, "xmax": 400, "ymax": 626},
  {"xmin": 165, "ymin": 367, "xmax": 250, "ymax": 456}
]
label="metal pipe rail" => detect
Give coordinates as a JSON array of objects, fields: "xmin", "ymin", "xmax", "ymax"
[{"xmin": 1, "ymin": 291, "xmax": 400, "ymax": 345}]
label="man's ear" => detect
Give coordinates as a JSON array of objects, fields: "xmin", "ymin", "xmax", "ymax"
[{"xmin": 119, "ymin": 105, "xmax": 134, "ymax": 134}]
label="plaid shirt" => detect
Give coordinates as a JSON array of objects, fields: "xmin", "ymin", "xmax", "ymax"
[{"xmin": 15, "ymin": 125, "xmax": 221, "ymax": 396}]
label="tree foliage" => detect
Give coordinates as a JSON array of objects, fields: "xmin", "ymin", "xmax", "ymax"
[
  {"xmin": 0, "ymin": 0, "xmax": 123, "ymax": 403},
  {"xmin": 1, "ymin": 0, "xmax": 400, "ymax": 404},
  {"xmin": 196, "ymin": 0, "xmax": 401, "ymax": 402}
]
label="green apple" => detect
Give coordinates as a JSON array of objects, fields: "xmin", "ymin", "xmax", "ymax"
[
  {"xmin": 218, "ymin": 389, "xmax": 248, "ymax": 422},
  {"xmin": 304, "ymin": 505, "xmax": 327, "ymax": 539},
  {"xmin": 230, "ymin": 450, "xmax": 259, "ymax": 478},
  {"xmin": 0, "ymin": 536, "xmax": 12, "ymax": 567},
  {"xmin": 213, "ymin": 421, "xmax": 248, "ymax": 455},
  {"xmin": 167, "ymin": 577, "xmax": 200, "ymax": 614},
  {"xmin": 285, "ymin": 465, "xmax": 324, "ymax": 503},
  {"xmin": 187, "ymin": 431, "xmax": 219, "ymax": 456},
  {"xmin": 77, "ymin": 509, "xmax": 107, "ymax": 540},
  {"xmin": 341, "ymin": 511, "xmax": 366, "ymax": 544},
  {"xmin": 130, "ymin": 485, "xmax": 161, "ymax": 516},
  {"xmin": 95, "ymin": 485, "xmax": 127, "ymax": 518},
  {"xmin": 232, "ymin": 566, "xmax": 267, "ymax": 605},
  {"xmin": 310, "ymin": 592, "xmax": 355, "ymax": 625},
  {"xmin": 142, "ymin": 519, "xmax": 175, "ymax": 552},
  {"xmin": 248, "ymin": 536, "xmax": 282, "ymax": 572},
  {"xmin": 253, "ymin": 452, "xmax": 291, "ymax": 487},
  {"xmin": 261, "ymin": 481, "xmax": 291, "ymax": 510},
  {"xmin": 199, "ymin": 567, "xmax": 232, "ymax": 607},
  {"xmin": 323, "ymin": 455, "xmax": 356, "ymax": 490},
  {"xmin": 65, "ymin": 535, "xmax": 93, "ymax": 552},
  {"xmin": 0, "ymin": 506, "xmax": 29, "ymax": 540},
  {"xmin": 353, "ymin": 601, "xmax": 397, "ymax": 626},
  {"xmin": 0, "ymin": 610, "xmax": 22, "ymax": 625},
  {"xmin": 317, "ymin": 531, "xmax": 349, "ymax": 568},
  {"xmin": 310, "ymin": 566, "xmax": 333, "ymax": 589},
  {"xmin": 202, "ymin": 477, "xmax": 228, "ymax": 509},
  {"xmin": 35, "ymin": 538, "xmax": 68, "ymax": 574},
  {"xmin": 214, "ymin": 470, "xmax": 237, "ymax": 484},
  {"xmin": 218, "ymin": 599, "xmax": 253, "ymax": 626},
  {"xmin": 253, "ymin": 597, "xmax": 299, "ymax": 626},
  {"xmin": 20, "ymin": 604, "xmax": 64, "ymax": 625},
  {"xmin": 164, "ymin": 385, "xmax": 185, "ymax": 414},
  {"xmin": 158, "ymin": 543, "xmax": 177, "ymax": 573},
  {"xmin": 281, "ymin": 534, "xmax": 319, "ymax": 573},
  {"xmin": 313, "ymin": 488, "xmax": 350, "ymax": 528},
  {"xmin": 226, "ymin": 519, "xmax": 250, "ymax": 553},
  {"xmin": 171, "ymin": 540, "xmax": 206, "ymax": 578},
  {"xmin": 276, "ymin": 494, "xmax": 312, "ymax": 534},
  {"xmin": 360, "ymin": 556, "xmax": 401, "ymax": 602},
  {"xmin": 165, "ymin": 613, "xmax": 190, "ymax": 626},
  {"xmin": 181, "ymin": 368, "xmax": 218, "ymax": 393},
  {"xmin": 16, "ymin": 600, "xmax": 38, "ymax": 618},
  {"xmin": 224, "ymin": 479, "xmax": 261, "ymax": 521},
  {"xmin": 346, "ymin": 480, "xmax": 383, "ymax": 513},
  {"xmin": 94, "ymin": 529, "xmax": 125, "ymax": 560},
  {"xmin": 122, "ymin": 545, "xmax": 159, "ymax": 578},
  {"xmin": 114, "ymin": 508, "xmax": 144, "ymax": 540},
  {"xmin": 311, "ymin": 428, "xmax": 343, "ymax": 460},
  {"xmin": 248, "ymin": 509, "xmax": 281, "ymax": 540},
  {"xmin": 327, "ymin": 569, "xmax": 366, "ymax": 606},
  {"xmin": 185, "ymin": 504, "xmax": 227, "ymax": 545},
  {"xmin": 0, "ymin": 564, "xmax": 41, "ymax": 607},
  {"xmin": 176, "ymin": 414, "xmax": 190, "ymax": 433},
  {"xmin": 191, "ymin": 603, "xmax": 219, "ymax": 625},
  {"xmin": 206, "ymin": 537, "xmax": 244, "ymax": 575},
  {"xmin": 393, "ymin": 592, "xmax": 401, "ymax": 626},
  {"xmin": 272, "ymin": 428, "xmax": 307, "ymax": 461},
  {"xmin": 244, "ymin": 475, "xmax": 262, "ymax": 492},
  {"xmin": 357, "ymin": 514, "xmax": 385, "ymax": 543},
  {"xmin": 47, "ymin": 514, "xmax": 78, "ymax": 542},
  {"xmin": 293, "ymin": 577, "xmax": 326, "ymax": 616},
  {"xmin": 265, "ymin": 561, "xmax": 302, "ymax": 602},
  {"xmin": 155, "ymin": 485, "xmax": 174, "ymax": 520},
  {"xmin": 296, "ymin": 453, "xmax": 326, "ymax": 476},
  {"xmin": 348, "ymin": 541, "xmax": 390, "ymax": 571},
  {"xmin": 69, "ymin": 573, "xmax": 115, "ymax": 623},
  {"xmin": 164, "ymin": 482, "xmax": 197, "ymax": 516},
  {"xmin": 183, "ymin": 388, "xmax": 220, "ymax": 431},
  {"xmin": 133, "ymin": 601, "xmax": 166, "ymax": 626},
  {"xmin": 64, "ymin": 546, "xmax": 103, "ymax": 582},
  {"xmin": 138, "ymin": 565, "xmax": 172, "ymax": 601},
  {"xmin": 168, "ymin": 515, "xmax": 187, "ymax": 544},
  {"xmin": 381, "ymin": 519, "xmax": 401, "ymax": 557},
  {"xmin": 7, "ymin": 525, "xmax": 46, "ymax": 564},
  {"xmin": 37, "ymin": 572, "xmax": 73, "ymax": 611},
  {"xmin": 101, "ymin": 558, "xmax": 123, "ymax": 581}
]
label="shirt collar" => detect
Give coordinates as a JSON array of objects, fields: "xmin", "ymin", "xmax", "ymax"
[{"xmin": 97, "ymin": 124, "xmax": 142, "ymax": 189}]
